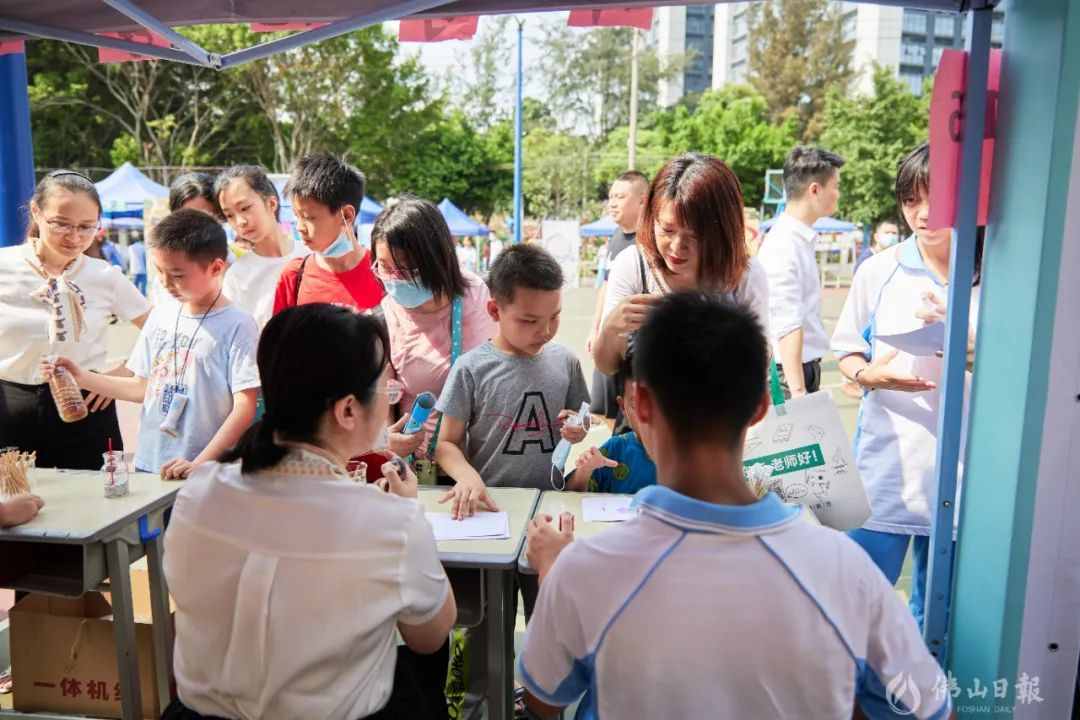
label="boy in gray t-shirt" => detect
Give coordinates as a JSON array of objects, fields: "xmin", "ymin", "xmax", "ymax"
[{"xmin": 436, "ymin": 244, "xmax": 590, "ymax": 521}]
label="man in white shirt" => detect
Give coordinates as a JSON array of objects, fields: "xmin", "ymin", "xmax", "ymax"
[
  {"xmin": 758, "ymin": 146, "xmax": 845, "ymax": 398},
  {"xmin": 518, "ymin": 294, "xmax": 951, "ymax": 720}
]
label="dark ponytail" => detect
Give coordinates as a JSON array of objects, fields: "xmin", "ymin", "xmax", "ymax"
[{"xmin": 222, "ymin": 303, "xmax": 390, "ymax": 474}]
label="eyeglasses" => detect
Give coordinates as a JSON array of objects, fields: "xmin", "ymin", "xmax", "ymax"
[
  {"xmin": 373, "ymin": 263, "xmax": 420, "ymax": 283},
  {"xmin": 375, "ymin": 379, "xmax": 404, "ymax": 405},
  {"xmin": 44, "ymin": 219, "xmax": 100, "ymax": 238}
]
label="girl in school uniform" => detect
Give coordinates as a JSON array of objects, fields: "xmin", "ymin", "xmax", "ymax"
[
  {"xmin": 831, "ymin": 143, "xmax": 979, "ymax": 627},
  {"xmin": 0, "ymin": 171, "xmax": 149, "ymax": 469},
  {"xmin": 162, "ymin": 304, "xmax": 456, "ymax": 720}
]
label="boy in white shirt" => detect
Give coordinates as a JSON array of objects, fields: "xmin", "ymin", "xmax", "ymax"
[
  {"xmin": 757, "ymin": 145, "xmax": 845, "ymax": 398},
  {"xmin": 45, "ymin": 209, "xmax": 260, "ymax": 479},
  {"xmin": 519, "ymin": 292, "xmax": 952, "ymax": 720}
]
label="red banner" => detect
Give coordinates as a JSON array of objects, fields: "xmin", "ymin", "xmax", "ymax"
[
  {"xmin": 250, "ymin": 22, "xmax": 329, "ymax": 33},
  {"xmin": 97, "ymin": 31, "xmax": 171, "ymax": 64},
  {"xmin": 398, "ymin": 16, "xmax": 479, "ymax": 42},
  {"xmin": 0, "ymin": 40, "xmax": 25, "ymax": 57},
  {"xmin": 929, "ymin": 49, "xmax": 1002, "ymax": 229},
  {"xmin": 567, "ymin": 8, "xmax": 654, "ymax": 31}
]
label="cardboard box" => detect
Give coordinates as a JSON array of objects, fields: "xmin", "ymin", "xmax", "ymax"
[{"xmin": 9, "ymin": 592, "xmax": 166, "ymax": 719}]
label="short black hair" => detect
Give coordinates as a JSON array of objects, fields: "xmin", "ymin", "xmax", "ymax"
[
  {"xmin": 614, "ymin": 170, "xmax": 650, "ymax": 192},
  {"xmin": 149, "ymin": 208, "xmax": 228, "ymax": 265},
  {"xmin": 895, "ymin": 142, "xmax": 930, "ymax": 234},
  {"xmin": 215, "ymin": 165, "xmax": 281, "ymax": 222},
  {"xmin": 783, "ymin": 146, "xmax": 845, "ymax": 200},
  {"xmin": 284, "ymin": 153, "xmax": 365, "ymax": 216},
  {"xmin": 169, "ymin": 172, "xmax": 221, "ymax": 218},
  {"xmin": 487, "ymin": 244, "xmax": 564, "ymax": 304},
  {"xmin": 371, "ymin": 195, "xmax": 467, "ymax": 300},
  {"xmin": 634, "ymin": 292, "xmax": 768, "ymax": 446}
]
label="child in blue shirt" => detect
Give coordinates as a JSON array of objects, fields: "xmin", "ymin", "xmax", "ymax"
[{"xmin": 567, "ymin": 345, "xmax": 656, "ymax": 494}]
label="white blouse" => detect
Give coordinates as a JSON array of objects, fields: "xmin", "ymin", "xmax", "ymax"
[
  {"xmin": 601, "ymin": 244, "xmax": 771, "ymax": 336},
  {"xmin": 0, "ymin": 243, "xmax": 149, "ymax": 385},
  {"xmin": 164, "ymin": 453, "xmax": 451, "ymax": 720}
]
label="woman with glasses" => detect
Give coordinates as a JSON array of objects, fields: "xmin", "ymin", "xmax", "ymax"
[
  {"xmin": 0, "ymin": 170, "xmax": 150, "ymax": 469},
  {"xmin": 592, "ymin": 154, "xmax": 770, "ymax": 380},
  {"xmin": 372, "ymin": 197, "xmax": 496, "ymax": 469}
]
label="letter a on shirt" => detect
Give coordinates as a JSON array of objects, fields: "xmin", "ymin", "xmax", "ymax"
[{"xmin": 503, "ymin": 391, "xmax": 557, "ymax": 455}]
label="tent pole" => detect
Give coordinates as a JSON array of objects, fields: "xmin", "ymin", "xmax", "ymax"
[
  {"xmin": 513, "ymin": 18, "xmax": 524, "ymax": 245},
  {"xmin": 102, "ymin": 0, "xmax": 216, "ymax": 67},
  {"xmin": 923, "ymin": 5, "xmax": 992, "ymax": 667},
  {"xmin": 0, "ymin": 17, "xmax": 205, "ymax": 65},
  {"xmin": 0, "ymin": 51, "xmax": 35, "ymax": 247}
]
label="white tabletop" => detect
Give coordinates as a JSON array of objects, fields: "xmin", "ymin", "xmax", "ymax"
[
  {"xmin": 0, "ymin": 468, "xmax": 178, "ymax": 544},
  {"xmin": 418, "ymin": 486, "xmax": 538, "ymax": 569},
  {"xmin": 520, "ymin": 491, "xmax": 821, "ymax": 571}
]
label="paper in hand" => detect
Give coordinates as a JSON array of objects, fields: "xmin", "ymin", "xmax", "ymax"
[
  {"xmin": 877, "ymin": 322, "xmax": 946, "ymax": 357},
  {"xmin": 581, "ymin": 495, "xmax": 634, "ymax": 523},
  {"xmin": 425, "ymin": 511, "xmax": 510, "ymax": 541}
]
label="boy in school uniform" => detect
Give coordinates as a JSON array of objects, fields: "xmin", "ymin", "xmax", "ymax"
[
  {"xmin": 566, "ymin": 344, "xmax": 656, "ymax": 494},
  {"xmin": 435, "ymin": 244, "xmax": 590, "ymax": 616},
  {"xmin": 519, "ymin": 293, "xmax": 952, "ymax": 720},
  {"xmin": 45, "ymin": 210, "xmax": 260, "ymax": 479}
]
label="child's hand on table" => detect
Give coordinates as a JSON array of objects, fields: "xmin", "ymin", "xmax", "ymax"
[
  {"xmin": 528, "ymin": 512, "xmax": 575, "ymax": 581},
  {"xmin": 161, "ymin": 458, "xmax": 197, "ymax": 481},
  {"xmin": 439, "ymin": 476, "xmax": 499, "ymax": 520},
  {"xmin": 575, "ymin": 447, "xmax": 617, "ymax": 477}
]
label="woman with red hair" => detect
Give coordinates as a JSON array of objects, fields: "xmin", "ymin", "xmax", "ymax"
[{"xmin": 592, "ymin": 153, "xmax": 770, "ymax": 377}]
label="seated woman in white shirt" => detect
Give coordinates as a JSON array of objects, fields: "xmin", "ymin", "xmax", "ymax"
[
  {"xmin": 0, "ymin": 171, "xmax": 150, "ymax": 469},
  {"xmin": 162, "ymin": 303, "xmax": 457, "ymax": 720}
]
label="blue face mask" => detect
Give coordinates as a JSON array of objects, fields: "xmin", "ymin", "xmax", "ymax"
[
  {"xmin": 384, "ymin": 278, "xmax": 435, "ymax": 309},
  {"xmin": 878, "ymin": 233, "xmax": 900, "ymax": 248},
  {"xmin": 319, "ymin": 229, "xmax": 353, "ymax": 259}
]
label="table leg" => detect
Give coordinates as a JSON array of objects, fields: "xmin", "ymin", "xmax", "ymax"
[
  {"xmin": 484, "ymin": 569, "xmax": 514, "ymax": 720},
  {"xmin": 145, "ymin": 532, "xmax": 174, "ymax": 713},
  {"xmin": 106, "ymin": 539, "xmax": 143, "ymax": 720}
]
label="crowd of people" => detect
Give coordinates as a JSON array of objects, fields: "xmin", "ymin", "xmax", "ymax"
[{"xmin": 0, "ymin": 142, "xmax": 973, "ymax": 719}]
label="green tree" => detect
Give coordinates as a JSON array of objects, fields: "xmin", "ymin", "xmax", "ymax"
[
  {"xmin": 651, "ymin": 85, "xmax": 798, "ymax": 208},
  {"xmin": 523, "ymin": 128, "xmax": 592, "ymax": 219},
  {"xmin": 819, "ymin": 66, "xmax": 930, "ymax": 227},
  {"xmin": 747, "ymin": 0, "xmax": 855, "ymax": 140},
  {"xmin": 449, "ymin": 16, "xmax": 515, "ymax": 130},
  {"xmin": 538, "ymin": 23, "xmax": 685, "ymax": 139},
  {"xmin": 392, "ymin": 111, "xmax": 511, "ymax": 220},
  {"xmin": 590, "ymin": 126, "xmax": 668, "ymax": 193}
]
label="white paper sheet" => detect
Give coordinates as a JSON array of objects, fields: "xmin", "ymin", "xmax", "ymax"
[
  {"xmin": 581, "ymin": 495, "xmax": 635, "ymax": 523},
  {"xmin": 425, "ymin": 511, "xmax": 510, "ymax": 541},
  {"xmin": 877, "ymin": 322, "xmax": 946, "ymax": 357}
]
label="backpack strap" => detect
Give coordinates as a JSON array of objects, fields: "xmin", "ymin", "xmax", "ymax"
[
  {"xmin": 636, "ymin": 249, "xmax": 648, "ymax": 292},
  {"xmin": 293, "ymin": 255, "xmax": 310, "ymax": 305}
]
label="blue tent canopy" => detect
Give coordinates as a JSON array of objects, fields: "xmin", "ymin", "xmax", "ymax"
[
  {"xmin": 438, "ymin": 198, "xmax": 489, "ymax": 237},
  {"xmin": 760, "ymin": 216, "xmax": 858, "ymax": 234},
  {"xmin": 581, "ymin": 216, "xmax": 618, "ymax": 237},
  {"xmin": 94, "ymin": 162, "xmax": 167, "ymax": 219}
]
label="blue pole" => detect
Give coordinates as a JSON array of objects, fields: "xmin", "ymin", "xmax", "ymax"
[
  {"xmin": 922, "ymin": 6, "xmax": 992, "ymax": 666},
  {"xmin": 0, "ymin": 51, "xmax": 35, "ymax": 247},
  {"xmin": 512, "ymin": 19, "xmax": 523, "ymax": 245}
]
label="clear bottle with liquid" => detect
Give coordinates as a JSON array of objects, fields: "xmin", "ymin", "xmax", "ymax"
[{"xmin": 47, "ymin": 358, "xmax": 88, "ymax": 423}]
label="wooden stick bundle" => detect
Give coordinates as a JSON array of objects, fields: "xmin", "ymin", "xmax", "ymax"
[{"xmin": 0, "ymin": 450, "xmax": 35, "ymax": 497}]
